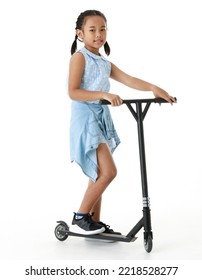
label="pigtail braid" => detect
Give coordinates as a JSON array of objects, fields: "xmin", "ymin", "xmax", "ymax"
[
  {"xmin": 71, "ymin": 35, "xmax": 78, "ymax": 55},
  {"xmin": 104, "ymin": 41, "xmax": 110, "ymax": 56}
]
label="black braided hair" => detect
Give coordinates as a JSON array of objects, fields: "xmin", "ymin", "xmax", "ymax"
[{"xmin": 70, "ymin": 10, "xmax": 110, "ymax": 56}]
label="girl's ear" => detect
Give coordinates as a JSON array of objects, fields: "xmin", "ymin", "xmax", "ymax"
[{"xmin": 76, "ymin": 29, "xmax": 84, "ymax": 41}]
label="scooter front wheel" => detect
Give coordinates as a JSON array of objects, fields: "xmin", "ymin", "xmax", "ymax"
[
  {"xmin": 144, "ymin": 235, "xmax": 153, "ymax": 253},
  {"xmin": 55, "ymin": 223, "xmax": 69, "ymax": 241}
]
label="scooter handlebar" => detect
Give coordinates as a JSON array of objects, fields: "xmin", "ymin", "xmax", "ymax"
[{"xmin": 100, "ymin": 97, "xmax": 177, "ymax": 105}]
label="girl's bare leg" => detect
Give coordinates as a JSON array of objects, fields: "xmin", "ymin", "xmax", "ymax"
[
  {"xmin": 85, "ymin": 179, "xmax": 102, "ymax": 221},
  {"xmin": 77, "ymin": 143, "xmax": 117, "ymax": 219},
  {"xmin": 90, "ymin": 196, "xmax": 102, "ymax": 222}
]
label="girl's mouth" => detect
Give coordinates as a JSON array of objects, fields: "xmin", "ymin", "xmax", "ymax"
[{"xmin": 94, "ymin": 39, "xmax": 103, "ymax": 43}]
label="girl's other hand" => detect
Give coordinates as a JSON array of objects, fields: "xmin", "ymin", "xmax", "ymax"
[
  {"xmin": 103, "ymin": 93, "xmax": 123, "ymax": 106},
  {"xmin": 152, "ymin": 86, "xmax": 176, "ymax": 105}
]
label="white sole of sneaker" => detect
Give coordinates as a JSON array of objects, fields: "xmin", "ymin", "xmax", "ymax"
[{"xmin": 70, "ymin": 225, "xmax": 105, "ymax": 235}]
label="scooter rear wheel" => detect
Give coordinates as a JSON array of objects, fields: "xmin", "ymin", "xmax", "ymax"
[{"xmin": 55, "ymin": 223, "xmax": 69, "ymax": 241}]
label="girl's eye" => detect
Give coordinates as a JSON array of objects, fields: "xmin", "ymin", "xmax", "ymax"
[{"xmin": 89, "ymin": 29, "xmax": 106, "ymax": 32}]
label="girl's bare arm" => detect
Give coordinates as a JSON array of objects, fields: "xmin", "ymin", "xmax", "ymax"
[{"xmin": 110, "ymin": 63, "xmax": 176, "ymax": 104}]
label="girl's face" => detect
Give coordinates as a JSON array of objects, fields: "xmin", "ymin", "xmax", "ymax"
[{"xmin": 76, "ymin": 16, "xmax": 107, "ymax": 55}]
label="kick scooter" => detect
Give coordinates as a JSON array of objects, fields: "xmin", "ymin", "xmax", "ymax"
[{"xmin": 54, "ymin": 97, "xmax": 176, "ymax": 253}]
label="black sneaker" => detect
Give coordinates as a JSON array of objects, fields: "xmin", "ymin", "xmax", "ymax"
[
  {"xmin": 71, "ymin": 213, "xmax": 105, "ymax": 235},
  {"xmin": 98, "ymin": 222, "xmax": 122, "ymax": 235}
]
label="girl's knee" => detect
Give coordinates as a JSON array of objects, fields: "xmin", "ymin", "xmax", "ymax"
[
  {"xmin": 96, "ymin": 143, "xmax": 117, "ymax": 183},
  {"xmin": 102, "ymin": 166, "xmax": 117, "ymax": 184},
  {"xmin": 111, "ymin": 166, "xmax": 117, "ymax": 180}
]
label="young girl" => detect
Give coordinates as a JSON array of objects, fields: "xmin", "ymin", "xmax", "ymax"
[{"xmin": 68, "ymin": 10, "xmax": 176, "ymax": 235}]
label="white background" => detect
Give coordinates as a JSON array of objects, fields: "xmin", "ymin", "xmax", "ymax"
[{"xmin": 0, "ymin": 0, "xmax": 202, "ymax": 271}]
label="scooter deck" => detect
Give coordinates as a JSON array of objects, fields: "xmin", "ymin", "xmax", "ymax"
[{"xmin": 68, "ymin": 231, "xmax": 137, "ymax": 242}]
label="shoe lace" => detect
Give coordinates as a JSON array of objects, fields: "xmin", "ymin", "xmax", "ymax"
[
  {"xmin": 89, "ymin": 213, "xmax": 111, "ymax": 229},
  {"xmin": 99, "ymin": 221, "xmax": 110, "ymax": 229}
]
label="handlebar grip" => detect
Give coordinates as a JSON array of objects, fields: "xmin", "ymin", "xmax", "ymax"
[{"xmin": 100, "ymin": 97, "xmax": 177, "ymax": 105}]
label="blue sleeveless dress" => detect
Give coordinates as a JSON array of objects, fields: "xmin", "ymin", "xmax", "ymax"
[{"xmin": 70, "ymin": 48, "xmax": 120, "ymax": 182}]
